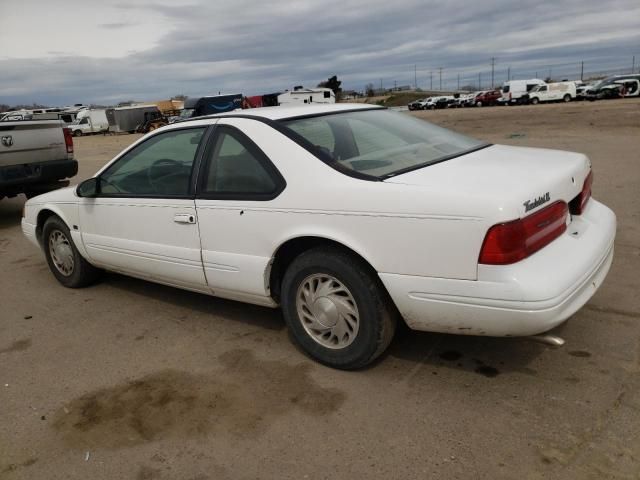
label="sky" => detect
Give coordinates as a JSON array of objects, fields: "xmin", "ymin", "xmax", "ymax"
[{"xmin": 0, "ymin": 0, "xmax": 639, "ymax": 106}]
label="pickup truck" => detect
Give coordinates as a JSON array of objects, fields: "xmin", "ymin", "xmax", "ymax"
[{"xmin": 0, "ymin": 120, "xmax": 78, "ymax": 200}]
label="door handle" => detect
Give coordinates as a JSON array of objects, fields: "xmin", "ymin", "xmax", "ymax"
[{"xmin": 174, "ymin": 213, "xmax": 196, "ymax": 224}]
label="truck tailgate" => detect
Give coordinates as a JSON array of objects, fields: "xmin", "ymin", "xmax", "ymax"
[{"xmin": 0, "ymin": 121, "xmax": 68, "ymax": 167}]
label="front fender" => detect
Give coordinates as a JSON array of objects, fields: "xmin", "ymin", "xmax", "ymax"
[{"xmin": 27, "ymin": 201, "xmax": 90, "ymax": 260}]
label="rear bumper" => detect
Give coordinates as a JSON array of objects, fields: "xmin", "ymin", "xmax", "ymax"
[
  {"xmin": 0, "ymin": 158, "xmax": 77, "ymax": 195},
  {"xmin": 380, "ymin": 199, "xmax": 616, "ymax": 337}
]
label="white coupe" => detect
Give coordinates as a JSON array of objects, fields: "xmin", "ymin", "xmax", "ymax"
[{"xmin": 22, "ymin": 104, "xmax": 616, "ymax": 369}]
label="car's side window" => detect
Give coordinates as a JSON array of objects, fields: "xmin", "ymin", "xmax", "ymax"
[
  {"xmin": 99, "ymin": 127, "xmax": 205, "ymax": 197},
  {"xmin": 201, "ymin": 126, "xmax": 284, "ymax": 199}
]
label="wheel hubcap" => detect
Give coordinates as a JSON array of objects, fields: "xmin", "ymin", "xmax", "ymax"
[
  {"xmin": 296, "ymin": 274, "xmax": 359, "ymax": 349},
  {"xmin": 48, "ymin": 229, "xmax": 74, "ymax": 276}
]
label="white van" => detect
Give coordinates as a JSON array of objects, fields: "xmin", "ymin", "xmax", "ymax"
[
  {"xmin": 528, "ymin": 82, "xmax": 577, "ymax": 104},
  {"xmin": 69, "ymin": 109, "xmax": 109, "ymax": 136},
  {"xmin": 501, "ymin": 79, "xmax": 546, "ymax": 104},
  {"xmin": 277, "ymin": 87, "xmax": 335, "ymax": 105}
]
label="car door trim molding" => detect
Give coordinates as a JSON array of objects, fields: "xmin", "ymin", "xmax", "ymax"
[{"xmin": 194, "ymin": 204, "xmax": 483, "ymax": 221}]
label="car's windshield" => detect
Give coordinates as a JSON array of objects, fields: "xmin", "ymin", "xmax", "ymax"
[{"xmin": 281, "ymin": 109, "xmax": 487, "ymax": 178}]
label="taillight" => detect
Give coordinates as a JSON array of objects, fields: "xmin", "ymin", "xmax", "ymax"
[
  {"xmin": 63, "ymin": 127, "xmax": 74, "ymax": 154},
  {"xmin": 479, "ymin": 201, "xmax": 568, "ymax": 265},
  {"xmin": 569, "ymin": 171, "xmax": 593, "ymax": 215}
]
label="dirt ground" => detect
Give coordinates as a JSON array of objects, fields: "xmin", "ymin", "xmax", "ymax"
[{"xmin": 1, "ymin": 99, "xmax": 639, "ymax": 480}]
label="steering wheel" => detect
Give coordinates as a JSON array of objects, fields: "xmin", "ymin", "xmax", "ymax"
[{"xmin": 147, "ymin": 158, "xmax": 184, "ymax": 191}]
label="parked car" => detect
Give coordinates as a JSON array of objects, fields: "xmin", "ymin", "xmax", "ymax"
[
  {"xmin": 422, "ymin": 97, "xmax": 441, "ymax": 109},
  {"xmin": 528, "ymin": 82, "xmax": 577, "ymax": 104},
  {"xmin": 433, "ymin": 96, "xmax": 455, "ymax": 109},
  {"xmin": 576, "ymin": 82, "xmax": 592, "ymax": 100},
  {"xmin": 408, "ymin": 98, "xmax": 430, "ymax": 110},
  {"xmin": 1, "ymin": 120, "xmax": 77, "ymax": 200},
  {"xmin": 474, "ymin": 90, "xmax": 502, "ymax": 107},
  {"xmin": 585, "ymin": 74, "xmax": 640, "ymax": 100},
  {"xmin": 501, "ymin": 79, "xmax": 546, "ymax": 104},
  {"xmin": 461, "ymin": 92, "xmax": 483, "ymax": 107},
  {"xmin": 22, "ymin": 104, "xmax": 616, "ymax": 369}
]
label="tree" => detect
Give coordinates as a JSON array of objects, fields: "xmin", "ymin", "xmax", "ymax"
[
  {"xmin": 318, "ymin": 75, "xmax": 342, "ymax": 100},
  {"xmin": 365, "ymin": 83, "xmax": 375, "ymax": 97}
]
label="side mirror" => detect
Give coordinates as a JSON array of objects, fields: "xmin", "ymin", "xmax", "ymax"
[{"xmin": 76, "ymin": 177, "xmax": 99, "ymax": 198}]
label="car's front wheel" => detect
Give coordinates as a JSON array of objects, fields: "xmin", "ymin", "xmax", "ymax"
[
  {"xmin": 281, "ymin": 247, "xmax": 397, "ymax": 369},
  {"xmin": 42, "ymin": 216, "xmax": 102, "ymax": 288}
]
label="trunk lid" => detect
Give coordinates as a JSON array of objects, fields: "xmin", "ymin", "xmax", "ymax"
[{"xmin": 384, "ymin": 144, "xmax": 590, "ymax": 219}]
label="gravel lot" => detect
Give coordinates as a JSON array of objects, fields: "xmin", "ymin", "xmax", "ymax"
[{"xmin": 1, "ymin": 99, "xmax": 639, "ymax": 479}]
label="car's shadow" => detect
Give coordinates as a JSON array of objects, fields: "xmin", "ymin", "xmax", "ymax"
[
  {"xmin": 102, "ymin": 271, "xmax": 552, "ymax": 374},
  {"xmin": 103, "ymin": 272, "xmax": 286, "ymax": 332},
  {"xmin": 0, "ymin": 195, "xmax": 25, "ymax": 229},
  {"xmin": 382, "ymin": 322, "xmax": 555, "ymax": 377}
]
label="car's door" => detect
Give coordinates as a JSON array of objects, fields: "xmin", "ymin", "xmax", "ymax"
[
  {"xmin": 78, "ymin": 125, "xmax": 211, "ymax": 293},
  {"xmin": 194, "ymin": 118, "xmax": 286, "ymax": 305}
]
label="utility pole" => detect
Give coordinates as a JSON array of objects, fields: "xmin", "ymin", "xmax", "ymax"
[
  {"xmin": 429, "ymin": 71, "xmax": 433, "ymax": 90},
  {"xmin": 491, "ymin": 57, "xmax": 495, "ymax": 89},
  {"xmin": 548, "ymin": 68, "xmax": 551, "ymax": 80},
  {"xmin": 380, "ymin": 78, "xmax": 382, "ymax": 91},
  {"xmin": 507, "ymin": 66, "xmax": 510, "ymax": 82},
  {"xmin": 394, "ymin": 80, "xmax": 397, "ymax": 91},
  {"xmin": 414, "ymin": 64, "xmax": 417, "ymax": 90},
  {"xmin": 633, "ymin": 56, "xmax": 636, "ymax": 74},
  {"xmin": 457, "ymin": 73, "xmax": 460, "ymax": 91},
  {"xmin": 478, "ymin": 72, "xmax": 481, "ymax": 90},
  {"xmin": 580, "ymin": 61, "xmax": 584, "ymax": 81},
  {"xmin": 438, "ymin": 67, "xmax": 443, "ymax": 90}
]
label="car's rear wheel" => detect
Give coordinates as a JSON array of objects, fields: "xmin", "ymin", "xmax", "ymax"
[
  {"xmin": 73, "ymin": 130, "xmax": 82, "ymax": 137},
  {"xmin": 476, "ymin": 101, "xmax": 483, "ymax": 107},
  {"xmin": 42, "ymin": 216, "xmax": 102, "ymax": 288},
  {"xmin": 563, "ymin": 94, "xmax": 571, "ymax": 102},
  {"xmin": 281, "ymin": 247, "xmax": 397, "ymax": 369},
  {"xmin": 530, "ymin": 97, "xmax": 539, "ymax": 105}
]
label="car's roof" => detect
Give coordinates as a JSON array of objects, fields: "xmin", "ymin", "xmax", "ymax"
[{"xmin": 201, "ymin": 102, "xmax": 382, "ymax": 122}]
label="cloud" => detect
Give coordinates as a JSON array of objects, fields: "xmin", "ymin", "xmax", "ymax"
[
  {"xmin": 99, "ymin": 22, "xmax": 131, "ymax": 29},
  {"xmin": 0, "ymin": 0, "xmax": 638, "ymax": 105}
]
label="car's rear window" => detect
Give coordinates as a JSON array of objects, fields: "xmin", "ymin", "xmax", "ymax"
[{"xmin": 280, "ymin": 109, "xmax": 487, "ymax": 178}]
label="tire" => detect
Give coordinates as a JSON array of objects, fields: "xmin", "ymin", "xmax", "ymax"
[
  {"xmin": 530, "ymin": 97, "xmax": 539, "ymax": 105},
  {"xmin": 476, "ymin": 101, "xmax": 483, "ymax": 107},
  {"xmin": 281, "ymin": 247, "xmax": 397, "ymax": 369},
  {"xmin": 42, "ymin": 216, "xmax": 102, "ymax": 288},
  {"xmin": 73, "ymin": 130, "xmax": 82, "ymax": 137},
  {"xmin": 563, "ymin": 94, "xmax": 571, "ymax": 102}
]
